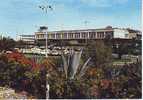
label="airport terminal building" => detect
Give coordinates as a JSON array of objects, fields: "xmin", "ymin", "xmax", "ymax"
[
  {"xmin": 19, "ymin": 26, "xmax": 141, "ymax": 47},
  {"xmin": 35, "ymin": 26, "xmax": 141, "ymax": 40}
]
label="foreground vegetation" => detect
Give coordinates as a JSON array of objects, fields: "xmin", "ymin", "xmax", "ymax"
[
  {"xmin": 48, "ymin": 40, "xmax": 141, "ymax": 99},
  {"xmin": 0, "ymin": 51, "xmax": 141, "ymax": 99},
  {"xmin": 0, "ymin": 37, "xmax": 141, "ymax": 99},
  {"xmin": 0, "ymin": 52, "xmax": 48, "ymax": 98}
]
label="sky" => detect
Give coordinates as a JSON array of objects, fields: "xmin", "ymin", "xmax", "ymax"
[{"xmin": 0, "ymin": 0, "xmax": 141, "ymax": 39}]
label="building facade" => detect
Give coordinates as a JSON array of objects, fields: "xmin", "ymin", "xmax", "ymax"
[
  {"xmin": 19, "ymin": 26, "xmax": 141, "ymax": 47},
  {"xmin": 19, "ymin": 34, "xmax": 35, "ymax": 47},
  {"xmin": 35, "ymin": 26, "xmax": 141, "ymax": 41},
  {"xmin": 35, "ymin": 27, "xmax": 114, "ymax": 40}
]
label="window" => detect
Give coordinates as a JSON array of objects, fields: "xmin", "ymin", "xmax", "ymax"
[
  {"xmin": 89, "ymin": 32, "xmax": 92, "ymax": 39},
  {"xmin": 39, "ymin": 34, "xmax": 44, "ymax": 39},
  {"xmin": 97, "ymin": 32, "xmax": 100, "ymax": 38},
  {"xmin": 81, "ymin": 32, "xmax": 87, "ymax": 39},
  {"xmin": 93, "ymin": 32, "xmax": 96, "ymax": 39},
  {"xmin": 56, "ymin": 34, "xmax": 61, "ymax": 39},
  {"xmin": 68, "ymin": 33, "xmax": 74, "ymax": 39},
  {"xmin": 105, "ymin": 31, "xmax": 113, "ymax": 38},
  {"xmin": 75, "ymin": 33, "xmax": 80, "ymax": 39},
  {"xmin": 51, "ymin": 34, "xmax": 55, "ymax": 39},
  {"xmin": 101, "ymin": 32, "xmax": 104, "ymax": 38},
  {"xmin": 63, "ymin": 33, "xmax": 67, "ymax": 39},
  {"xmin": 89, "ymin": 32, "xmax": 96, "ymax": 39},
  {"xmin": 97, "ymin": 32, "xmax": 104, "ymax": 38},
  {"xmin": 125, "ymin": 34, "xmax": 128, "ymax": 38}
]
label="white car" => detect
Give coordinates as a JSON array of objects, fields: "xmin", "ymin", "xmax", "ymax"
[
  {"xmin": 51, "ymin": 50, "xmax": 59, "ymax": 55},
  {"xmin": 40, "ymin": 49, "xmax": 51, "ymax": 55},
  {"xmin": 64, "ymin": 49, "xmax": 70, "ymax": 54},
  {"xmin": 31, "ymin": 48, "xmax": 42, "ymax": 54}
]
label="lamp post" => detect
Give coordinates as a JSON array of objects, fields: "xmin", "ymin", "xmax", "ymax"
[
  {"xmin": 84, "ymin": 20, "xmax": 89, "ymax": 46},
  {"xmin": 46, "ymin": 74, "xmax": 50, "ymax": 99},
  {"xmin": 39, "ymin": 3, "xmax": 53, "ymax": 57}
]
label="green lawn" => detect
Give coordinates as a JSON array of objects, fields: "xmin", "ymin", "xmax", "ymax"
[
  {"xmin": 113, "ymin": 59, "xmax": 131, "ymax": 62},
  {"xmin": 112, "ymin": 58, "xmax": 133, "ymax": 65}
]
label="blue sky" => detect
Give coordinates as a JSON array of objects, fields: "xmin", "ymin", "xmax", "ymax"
[{"xmin": 0, "ymin": 0, "xmax": 141, "ymax": 39}]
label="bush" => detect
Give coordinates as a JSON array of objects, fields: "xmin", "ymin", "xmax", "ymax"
[
  {"xmin": 0, "ymin": 52, "xmax": 48, "ymax": 99},
  {"xmin": 82, "ymin": 40, "xmax": 112, "ymax": 67},
  {"xmin": 0, "ymin": 51, "xmax": 141, "ymax": 99}
]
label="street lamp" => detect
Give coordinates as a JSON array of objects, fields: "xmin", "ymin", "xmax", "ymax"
[
  {"xmin": 84, "ymin": 20, "xmax": 89, "ymax": 46},
  {"xmin": 39, "ymin": 3, "xmax": 53, "ymax": 57}
]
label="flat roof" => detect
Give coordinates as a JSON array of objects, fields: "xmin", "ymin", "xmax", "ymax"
[
  {"xmin": 20, "ymin": 35, "xmax": 35, "ymax": 37},
  {"xmin": 35, "ymin": 28, "xmax": 115, "ymax": 34},
  {"xmin": 35, "ymin": 27, "xmax": 141, "ymax": 34}
]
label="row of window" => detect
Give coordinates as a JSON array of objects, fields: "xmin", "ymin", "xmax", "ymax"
[{"xmin": 36, "ymin": 32, "xmax": 113, "ymax": 39}]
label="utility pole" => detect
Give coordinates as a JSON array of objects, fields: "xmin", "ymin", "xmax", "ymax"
[
  {"xmin": 84, "ymin": 20, "xmax": 89, "ymax": 46},
  {"xmin": 38, "ymin": 2, "xmax": 53, "ymax": 57}
]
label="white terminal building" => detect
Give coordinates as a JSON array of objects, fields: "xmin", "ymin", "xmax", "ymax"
[
  {"xmin": 19, "ymin": 26, "xmax": 142, "ymax": 47},
  {"xmin": 35, "ymin": 26, "xmax": 141, "ymax": 40}
]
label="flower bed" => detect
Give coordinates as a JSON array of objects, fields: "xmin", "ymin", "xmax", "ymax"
[{"xmin": 0, "ymin": 52, "xmax": 49, "ymax": 99}]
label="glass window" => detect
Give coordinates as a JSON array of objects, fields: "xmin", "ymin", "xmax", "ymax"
[
  {"xmin": 81, "ymin": 32, "xmax": 87, "ymax": 39},
  {"xmin": 68, "ymin": 33, "xmax": 74, "ymax": 39},
  {"xmin": 75, "ymin": 33, "xmax": 80, "ymax": 39},
  {"xmin": 63, "ymin": 33, "xmax": 67, "ymax": 39},
  {"xmin": 89, "ymin": 32, "xmax": 96, "ymax": 39},
  {"xmin": 56, "ymin": 34, "xmax": 61, "ymax": 39},
  {"xmin": 105, "ymin": 31, "xmax": 113, "ymax": 38}
]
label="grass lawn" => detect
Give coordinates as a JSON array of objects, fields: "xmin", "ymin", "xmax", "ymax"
[
  {"xmin": 112, "ymin": 58, "xmax": 132, "ymax": 65},
  {"xmin": 113, "ymin": 59, "xmax": 131, "ymax": 62},
  {"xmin": 24, "ymin": 53, "xmax": 61, "ymax": 63}
]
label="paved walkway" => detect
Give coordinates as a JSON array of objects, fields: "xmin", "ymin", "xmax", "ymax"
[{"xmin": 0, "ymin": 87, "xmax": 27, "ymax": 99}]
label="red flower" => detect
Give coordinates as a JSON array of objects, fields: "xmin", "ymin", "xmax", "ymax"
[
  {"xmin": 100, "ymin": 79, "xmax": 112, "ymax": 89},
  {"xmin": 90, "ymin": 85, "xmax": 99, "ymax": 97},
  {"xmin": 30, "ymin": 59, "xmax": 40, "ymax": 70},
  {"xmin": 22, "ymin": 79, "xmax": 30, "ymax": 85},
  {"xmin": 87, "ymin": 68, "xmax": 97, "ymax": 76},
  {"xmin": 6, "ymin": 52, "xmax": 43, "ymax": 71},
  {"xmin": 7, "ymin": 52, "xmax": 31, "ymax": 65}
]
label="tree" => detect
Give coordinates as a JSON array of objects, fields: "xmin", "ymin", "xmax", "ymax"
[
  {"xmin": 16, "ymin": 40, "xmax": 26, "ymax": 49},
  {"xmin": 82, "ymin": 40, "xmax": 112, "ymax": 67},
  {"xmin": 112, "ymin": 39, "xmax": 141, "ymax": 59},
  {"xmin": 0, "ymin": 37, "xmax": 16, "ymax": 52}
]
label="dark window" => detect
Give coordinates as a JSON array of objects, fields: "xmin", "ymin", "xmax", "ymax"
[
  {"xmin": 97, "ymin": 32, "xmax": 104, "ymax": 38},
  {"xmin": 63, "ymin": 33, "xmax": 67, "ymax": 39},
  {"xmin": 75, "ymin": 33, "xmax": 80, "ymax": 39},
  {"xmin": 56, "ymin": 34, "xmax": 61, "ymax": 39},
  {"xmin": 89, "ymin": 32, "xmax": 96, "ymax": 39},
  {"xmin": 105, "ymin": 31, "xmax": 114, "ymax": 38},
  {"xmin": 51, "ymin": 34, "xmax": 55, "ymax": 39},
  {"xmin": 68, "ymin": 33, "xmax": 74, "ymax": 39},
  {"xmin": 97, "ymin": 32, "xmax": 100, "ymax": 38},
  {"xmin": 81, "ymin": 32, "xmax": 87, "ymax": 38}
]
